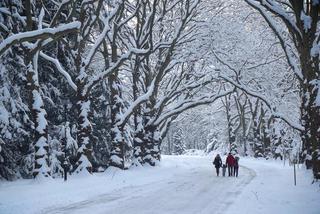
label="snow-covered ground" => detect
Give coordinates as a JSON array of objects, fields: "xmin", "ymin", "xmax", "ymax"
[
  {"xmin": 226, "ymin": 157, "xmax": 320, "ymax": 214},
  {"xmin": 0, "ymin": 155, "xmax": 319, "ymax": 214}
]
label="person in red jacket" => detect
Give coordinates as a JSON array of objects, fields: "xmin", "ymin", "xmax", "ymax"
[{"xmin": 226, "ymin": 153, "xmax": 235, "ymax": 176}]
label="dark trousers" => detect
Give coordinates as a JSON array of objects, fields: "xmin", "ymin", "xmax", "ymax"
[
  {"xmin": 215, "ymin": 167, "xmax": 220, "ymax": 176},
  {"xmin": 228, "ymin": 166, "xmax": 233, "ymax": 176},
  {"xmin": 234, "ymin": 166, "xmax": 239, "ymax": 177}
]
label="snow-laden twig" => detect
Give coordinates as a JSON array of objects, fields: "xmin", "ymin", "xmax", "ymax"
[
  {"xmin": 244, "ymin": 0, "xmax": 303, "ymax": 80},
  {"xmin": 117, "ymin": 79, "xmax": 156, "ymax": 127},
  {"xmin": 152, "ymin": 88, "xmax": 235, "ymax": 126},
  {"xmin": 83, "ymin": 48, "xmax": 149, "ymax": 96},
  {"xmin": 81, "ymin": 4, "xmax": 120, "ymax": 73},
  {"xmin": 39, "ymin": 52, "xmax": 77, "ymax": 91},
  {"xmin": 0, "ymin": 21, "xmax": 81, "ymax": 56},
  {"xmin": 220, "ymin": 74, "xmax": 304, "ymax": 132},
  {"xmin": 258, "ymin": 0, "xmax": 302, "ymax": 38},
  {"xmin": 49, "ymin": 0, "xmax": 73, "ymax": 27}
]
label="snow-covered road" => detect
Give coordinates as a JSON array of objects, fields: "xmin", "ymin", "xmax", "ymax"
[
  {"xmin": 1, "ymin": 155, "xmax": 319, "ymax": 214},
  {"xmin": 42, "ymin": 156, "xmax": 255, "ymax": 214}
]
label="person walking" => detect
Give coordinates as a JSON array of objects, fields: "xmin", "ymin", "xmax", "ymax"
[
  {"xmin": 234, "ymin": 156, "xmax": 240, "ymax": 177},
  {"xmin": 226, "ymin": 153, "xmax": 235, "ymax": 176},
  {"xmin": 213, "ymin": 154, "xmax": 223, "ymax": 176},
  {"xmin": 222, "ymin": 164, "xmax": 227, "ymax": 177}
]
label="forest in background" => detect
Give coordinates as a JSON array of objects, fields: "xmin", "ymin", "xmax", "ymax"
[{"xmin": 0, "ymin": 0, "xmax": 319, "ymax": 181}]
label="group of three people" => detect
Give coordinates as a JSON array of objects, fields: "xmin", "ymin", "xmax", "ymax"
[{"xmin": 213, "ymin": 153, "xmax": 239, "ymax": 177}]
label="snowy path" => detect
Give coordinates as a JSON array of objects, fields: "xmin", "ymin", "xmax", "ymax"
[
  {"xmin": 41, "ymin": 157, "xmax": 254, "ymax": 214},
  {"xmin": 1, "ymin": 155, "xmax": 319, "ymax": 214}
]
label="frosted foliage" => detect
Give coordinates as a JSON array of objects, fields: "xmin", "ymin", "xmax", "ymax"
[
  {"xmin": 74, "ymin": 154, "xmax": 92, "ymax": 174},
  {"xmin": 311, "ymin": 43, "xmax": 320, "ymax": 57},
  {"xmin": 78, "ymin": 137, "xmax": 89, "ymax": 153},
  {"xmin": 33, "ymin": 136, "xmax": 50, "ymax": 178},
  {"xmin": 0, "ymin": 71, "xmax": 23, "ymax": 143},
  {"xmin": 144, "ymin": 154, "xmax": 157, "ymax": 163},
  {"xmin": 66, "ymin": 123, "xmax": 77, "ymax": 151},
  {"xmin": 154, "ymin": 130, "xmax": 161, "ymax": 141},
  {"xmin": 35, "ymin": 137, "xmax": 49, "ymax": 155},
  {"xmin": 79, "ymin": 100, "xmax": 91, "ymax": 128},
  {"xmin": 50, "ymin": 154, "xmax": 63, "ymax": 178},
  {"xmin": 275, "ymin": 146, "xmax": 281, "ymax": 155},
  {"xmin": 112, "ymin": 126, "xmax": 123, "ymax": 142},
  {"xmin": 32, "ymin": 90, "xmax": 47, "ymax": 134},
  {"xmin": 0, "ymin": 53, "xmax": 33, "ymax": 179},
  {"xmin": 49, "ymin": 138, "xmax": 63, "ymax": 178},
  {"xmin": 0, "ymin": 103, "xmax": 9, "ymax": 126},
  {"xmin": 300, "ymin": 11, "xmax": 311, "ymax": 31},
  {"xmin": 80, "ymin": 100, "xmax": 91, "ymax": 117},
  {"xmin": 110, "ymin": 155, "xmax": 123, "ymax": 165}
]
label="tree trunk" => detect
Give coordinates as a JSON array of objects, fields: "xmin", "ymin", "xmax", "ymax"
[
  {"xmin": 252, "ymin": 124, "xmax": 263, "ymax": 158},
  {"xmin": 300, "ymin": 83, "xmax": 320, "ymax": 168},
  {"xmin": 132, "ymin": 53, "xmax": 145, "ymax": 166},
  {"xmin": 74, "ymin": 85, "xmax": 93, "ymax": 174},
  {"xmin": 224, "ymin": 96, "xmax": 237, "ymax": 154},
  {"xmin": 143, "ymin": 125, "xmax": 161, "ymax": 166},
  {"xmin": 132, "ymin": 118, "xmax": 145, "ymax": 166},
  {"xmin": 109, "ymin": 124, "xmax": 125, "ymax": 169},
  {"xmin": 26, "ymin": 62, "xmax": 50, "ymax": 178},
  {"xmin": 299, "ymin": 42, "xmax": 320, "ymax": 169},
  {"xmin": 108, "ymin": 71, "xmax": 126, "ymax": 169}
]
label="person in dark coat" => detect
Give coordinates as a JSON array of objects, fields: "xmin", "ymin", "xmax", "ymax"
[
  {"xmin": 226, "ymin": 153, "xmax": 235, "ymax": 176},
  {"xmin": 213, "ymin": 154, "xmax": 223, "ymax": 176},
  {"xmin": 234, "ymin": 156, "xmax": 240, "ymax": 177}
]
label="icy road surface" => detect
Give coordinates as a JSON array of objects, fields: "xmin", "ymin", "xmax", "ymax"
[{"xmin": 42, "ymin": 157, "xmax": 254, "ymax": 214}]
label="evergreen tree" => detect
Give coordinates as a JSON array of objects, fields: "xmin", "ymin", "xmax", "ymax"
[{"xmin": 173, "ymin": 128, "xmax": 186, "ymax": 155}]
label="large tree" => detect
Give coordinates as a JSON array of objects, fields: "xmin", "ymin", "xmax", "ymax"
[
  {"xmin": 243, "ymin": 0, "xmax": 320, "ymax": 172},
  {"xmin": 0, "ymin": 0, "xmax": 80, "ymax": 178}
]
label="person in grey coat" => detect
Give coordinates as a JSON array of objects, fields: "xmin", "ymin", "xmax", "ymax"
[{"xmin": 234, "ymin": 156, "xmax": 240, "ymax": 177}]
